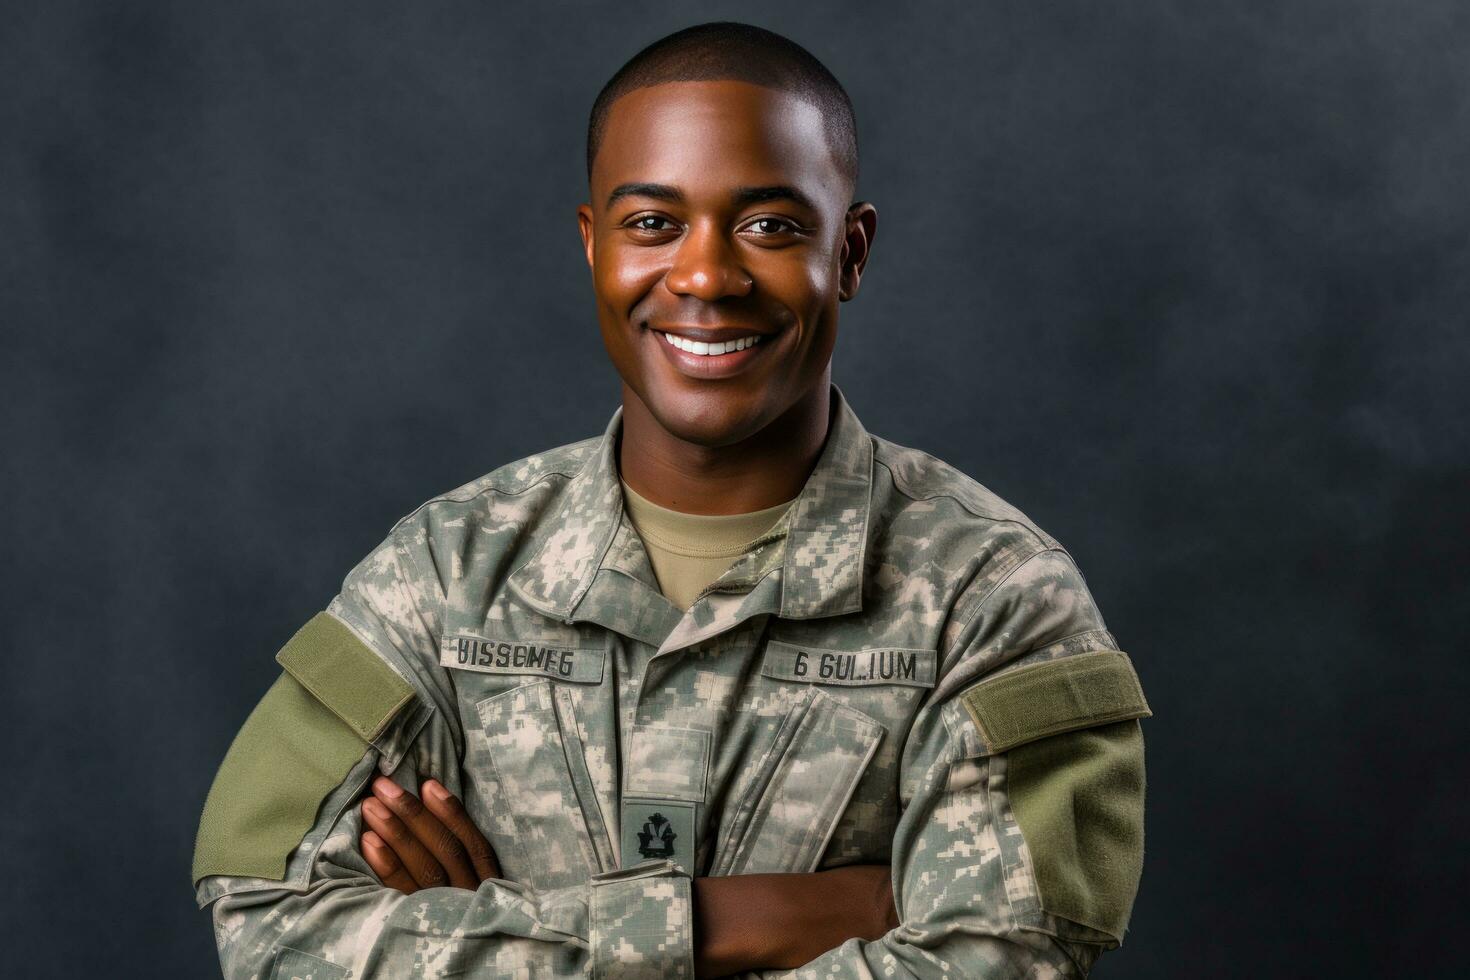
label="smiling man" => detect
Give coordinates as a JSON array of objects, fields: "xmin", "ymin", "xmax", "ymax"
[{"xmin": 192, "ymin": 21, "xmax": 1150, "ymax": 979}]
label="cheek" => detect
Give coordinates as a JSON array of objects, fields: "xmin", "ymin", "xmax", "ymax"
[
  {"xmin": 808, "ymin": 255, "xmax": 839, "ymax": 304},
  {"xmin": 758, "ymin": 240, "xmax": 840, "ymax": 302},
  {"xmin": 597, "ymin": 242, "xmax": 666, "ymax": 311},
  {"xmin": 754, "ymin": 248, "xmax": 839, "ymax": 316}
]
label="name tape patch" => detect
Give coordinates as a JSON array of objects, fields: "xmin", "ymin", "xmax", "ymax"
[
  {"xmin": 761, "ymin": 640, "xmax": 937, "ymax": 688},
  {"xmin": 440, "ymin": 634, "xmax": 605, "ymax": 684}
]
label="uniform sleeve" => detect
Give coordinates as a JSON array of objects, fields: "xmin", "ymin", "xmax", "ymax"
[
  {"xmin": 745, "ymin": 546, "xmax": 1150, "ymax": 979},
  {"xmin": 190, "ymin": 529, "xmax": 695, "ymax": 979}
]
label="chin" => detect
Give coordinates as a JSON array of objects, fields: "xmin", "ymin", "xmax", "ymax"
[{"xmin": 647, "ymin": 388, "xmax": 765, "ymax": 448}]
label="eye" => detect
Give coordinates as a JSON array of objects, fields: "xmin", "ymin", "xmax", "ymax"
[
  {"xmin": 626, "ymin": 214, "xmax": 678, "ymax": 234},
  {"xmin": 745, "ymin": 217, "xmax": 796, "ymax": 236}
]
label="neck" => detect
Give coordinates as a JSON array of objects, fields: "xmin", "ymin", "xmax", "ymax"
[{"xmin": 617, "ymin": 379, "xmax": 831, "ymax": 515}]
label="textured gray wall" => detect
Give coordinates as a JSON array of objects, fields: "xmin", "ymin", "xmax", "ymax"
[{"xmin": 3, "ymin": 1, "xmax": 1466, "ymax": 976}]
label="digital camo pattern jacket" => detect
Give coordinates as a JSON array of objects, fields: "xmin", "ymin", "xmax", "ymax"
[{"xmin": 192, "ymin": 383, "xmax": 1151, "ymax": 979}]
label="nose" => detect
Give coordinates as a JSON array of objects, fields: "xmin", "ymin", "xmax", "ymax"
[{"xmin": 664, "ymin": 221, "xmax": 753, "ymax": 301}]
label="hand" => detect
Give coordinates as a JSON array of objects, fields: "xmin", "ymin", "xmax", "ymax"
[
  {"xmin": 358, "ymin": 776, "xmax": 501, "ymax": 894},
  {"xmin": 693, "ymin": 864, "xmax": 898, "ymax": 976}
]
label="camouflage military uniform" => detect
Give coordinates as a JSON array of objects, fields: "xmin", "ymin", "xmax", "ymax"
[{"xmin": 192, "ymin": 382, "xmax": 1151, "ymax": 978}]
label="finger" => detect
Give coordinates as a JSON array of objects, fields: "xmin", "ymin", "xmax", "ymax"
[
  {"xmin": 370, "ymin": 777, "xmax": 480, "ymax": 890},
  {"xmin": 422, "ymin": 779, "xmax": 501, "ymax": 881},
  {"xmin": 361, "ymin": 797, "xmax": 456, "ymax": 891},
  {"xmin": 362, "ymin": 830, "xmax": 420, "ymax": 895}
]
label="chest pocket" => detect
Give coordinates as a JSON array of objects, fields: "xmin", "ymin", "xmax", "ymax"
[
  {"xmin": 710, "ymin": 687, "xmax": 886, "ymax": 875},
  {"xmin": 467, "ymin": 681, "xmax": 614, "ymax": 889}
]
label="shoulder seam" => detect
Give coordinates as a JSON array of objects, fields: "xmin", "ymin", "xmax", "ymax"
[
  {"xmin": 942, "ymin": 546, "xmax": 1075, "ymax": 664},
  {"xmin": 387, "ymin": 463, "xmax": 584, "ymax": 536},
  {"xmin": 872, "ymin": 454, "xmax": 1049, "ymax": 535}
]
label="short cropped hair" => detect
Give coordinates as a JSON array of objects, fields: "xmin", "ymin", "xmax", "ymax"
[{"xmin": 586, "ymin": 22, "xmax": 858, "ymax": 190}]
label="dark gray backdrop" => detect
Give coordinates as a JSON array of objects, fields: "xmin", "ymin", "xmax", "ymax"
[{"xmin": 3, "ymin": 1, "xmax": 1466, "ymax": 976}]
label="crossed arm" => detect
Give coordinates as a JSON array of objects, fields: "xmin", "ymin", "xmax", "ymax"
[
  {"xmin": 198, "ymin": 537, "xmax": 1138, "ymax": 976},
  {"xmin": 355, "ymin": 774, "xmax": 899, "ymax": 977}
]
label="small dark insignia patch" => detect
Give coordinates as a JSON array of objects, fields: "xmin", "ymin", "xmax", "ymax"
[
  {"xmin": 620, "ymin": 799, "xmax": 694, "ymax": 869},
  {"xmin": 636, "ymin": 813, "xmax": 677, "ymax": 859}
]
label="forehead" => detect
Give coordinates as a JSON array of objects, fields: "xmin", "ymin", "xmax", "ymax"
[{"xmin": 592, "ymin": 80, "xmax": 847, "ymax": 203}]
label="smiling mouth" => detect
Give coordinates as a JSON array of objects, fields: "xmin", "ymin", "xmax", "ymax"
[
  {"xmin": 650, "ymin": 326, "xmax": 774, "ymax": 379},
  {"xmin": 658, "ymin": 331, "xmax": 765, "ymax": 356}
]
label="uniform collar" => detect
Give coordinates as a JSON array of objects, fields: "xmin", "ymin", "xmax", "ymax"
[{"xmin": 507, "ymin": 382, "xmax": 875, "ymax": 627}]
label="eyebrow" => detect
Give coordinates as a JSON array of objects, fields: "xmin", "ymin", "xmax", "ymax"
[
  {"xmin": 606, "ymin": 183, "xmax": 683, "ymax": 208},
  {"xmin": 605, "ymin": 182, "xmax": 819, "ymax": 212},
  {"xmin": 731, "ymin": 185, "xmax": 819, "ymax": 212}
]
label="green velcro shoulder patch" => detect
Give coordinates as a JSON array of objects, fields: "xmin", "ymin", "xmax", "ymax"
[
  {"xmin": 275, "ymin": 611, "xmax": 415, "ymax": 743},
  {"xmin": 191, "ymin": 671, "xmax": 370, "ymax": 885},
  {"xmin": 960, "ymin": 649, "xmax": 1151, "ymax": 754},
  {"xmin": 190, "ymin": 613, "xmax": 415, "ymax": 886},
  {"xmin": 1008, "ymin": 719, "xmax": 1146, "ymax": 946}
]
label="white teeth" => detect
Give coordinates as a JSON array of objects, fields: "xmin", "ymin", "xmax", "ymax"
[{"xmin": 662, "ymin": 332, "xmax": 763, "ymax": 355}]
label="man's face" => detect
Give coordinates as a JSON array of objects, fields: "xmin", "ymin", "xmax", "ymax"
[{"xmin": 579, "ymin": 80, "xmax": 874, "ymax": 447}]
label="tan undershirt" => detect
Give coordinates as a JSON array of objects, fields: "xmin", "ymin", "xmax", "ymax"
[{"xmin": 620, "ymin": 479, "xmax": 796, "ymax": 611}]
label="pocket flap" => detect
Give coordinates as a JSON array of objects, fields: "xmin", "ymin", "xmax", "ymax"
[
  {"xmin": 715, "ymin": 690, "xmax": 886, "ymax": 875},
  {"xmin": 276, "ymin": 612, "xmax": 415, "ymax": 743},
  {"xmin": 960, "ymin": 650, "xmax": 1151, "ymax": 754},
  {"xmin": 625, "ymin": 726, "xmax": 712, "ymax": 802}
]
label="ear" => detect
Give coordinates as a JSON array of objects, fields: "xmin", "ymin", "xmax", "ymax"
[
  {"xmin": 838, "ymin": 202, "xmax": 878, "ymax": 301},
  {"xmin": 577, "ymin": 204, "xmax": 596, "ymax": 270}
]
